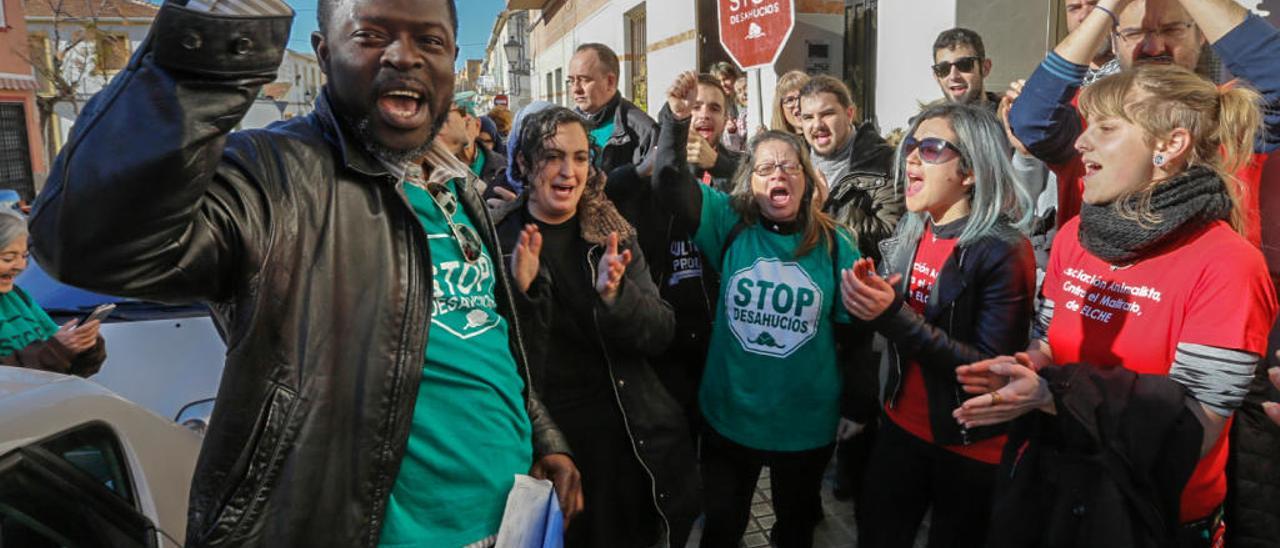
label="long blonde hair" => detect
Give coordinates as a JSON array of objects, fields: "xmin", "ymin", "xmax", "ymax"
[
  {"xmin": 771, "ymin": 71, "xmax": 810, "ymax": 134},
  {"xmin": 1077, "ymin": 64, "xmax": 1261, "ymax": 234}
]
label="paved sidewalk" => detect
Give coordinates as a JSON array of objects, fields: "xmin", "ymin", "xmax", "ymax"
[{"xmin": 684, "ymin": 464, "xmax": 929, "ymax": 547}]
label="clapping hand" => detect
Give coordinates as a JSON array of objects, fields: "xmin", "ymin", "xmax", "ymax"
[
  {"xmin": 953, "ymin": 359, "xmax": 1054, "ymax": 429},
  {"xmin": 511, "ymin": 224, "xmax": 542, "ymax": 294},
  {"xmin": 840, "ymin": 257, "xmax": 901, "ymax": 321},
  {"xmin": 595, "ymin": 232, "xmax": 632, "ymax": 305}
]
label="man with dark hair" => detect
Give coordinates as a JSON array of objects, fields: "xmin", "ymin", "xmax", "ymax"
[
  {"xmin": 568, "ymin": 43, "xmax": 657, "ymax": 173},
  {"xmin": 931, "ymin": 28, "xmax": 1000, "ymax": 110},
  {"xmin": 437, "ymin": 93, "xmax": 508, "ymax": 192},
  {"xmin": 27, "ymin": 0, "xmax": 583, "ymax": 546},
  {"xmin": 797, "ymin": 75, "xmax": 901, "ymax": 263}
]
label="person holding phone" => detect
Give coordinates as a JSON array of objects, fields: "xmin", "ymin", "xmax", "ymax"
[{"xmin": 0, "ymin": 210, "xmax": 105, "ymax": 376}]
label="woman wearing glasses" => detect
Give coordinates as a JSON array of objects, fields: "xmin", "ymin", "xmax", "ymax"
[
  {"xmin": 656, "ymin": 71, "xmax": 860, "ymax": 548},
  {"xmin": 841, "ymin": 103, "xmax": 1034, "ymax": 548},
  {"xmin": 771, "ymin": 70, "xmax": 810, "ymax": 135},
  {"xmin": 494, "ymin": 106, "xmax": 699, "ymax": 548}
]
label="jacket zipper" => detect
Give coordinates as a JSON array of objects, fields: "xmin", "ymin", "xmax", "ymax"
[
  {"xmin": 952, "ymin": 247, "xmax": 971, "ymax": 446},
  {"xmin": 586, "ymin": 245, "xmax": 673, "ymax": 545},
  {"xmin": 368, "ymin": 179, "xmax": 428, "ymax": 545}
]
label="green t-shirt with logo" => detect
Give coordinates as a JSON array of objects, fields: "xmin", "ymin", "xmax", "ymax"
[
  {"xmin": 694, "ymin": 184, "xmax": 859, "ymax": 452},
  {"xmin": 379, "ymin": 180, "xmax": 533, "ymax": 548}
]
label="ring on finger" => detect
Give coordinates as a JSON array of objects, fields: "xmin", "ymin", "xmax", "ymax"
[{"xmin": 989, "ymin": 391, "xmax": 1003, "ymax": 406}]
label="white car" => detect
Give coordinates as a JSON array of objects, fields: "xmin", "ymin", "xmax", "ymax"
[
  {"xmin": 0, "ymin": 366, "xmax": 200, "ymax": 547},
  {"xmin": 16, "ymin": 261, "xmax": 227, "ymax": 431}
]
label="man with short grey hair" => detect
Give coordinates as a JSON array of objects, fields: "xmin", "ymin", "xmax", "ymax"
[{"xmin": 567, "ymin": 43, "xmax": 657, "ymax": 173}]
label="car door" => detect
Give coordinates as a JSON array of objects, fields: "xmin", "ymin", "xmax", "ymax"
[{"xmin": 0, "ymin": 422, "xmax": 180, "ymax": 547}]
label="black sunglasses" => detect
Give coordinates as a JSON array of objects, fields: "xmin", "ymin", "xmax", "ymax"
[
  {"xmin": 423, "ymin": 181, "xmax": 484, "ymax": 264},
  {"xmin": 931, "ymin": 56, "xmax": 983, "ymax": 78},
  {"xmin": 903, "ymin": 136, "xmax": 963, "ymax": 165}
]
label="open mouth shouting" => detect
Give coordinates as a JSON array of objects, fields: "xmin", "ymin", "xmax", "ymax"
[
  {"xmin": 0, "ymin": 270, "xmax": 19, "ymax": 289},
  {"xmin": 549, "ymin": 179, "xmax": 577, "ymax": 200},
  {"xmin": 947, "ymin": 81, "xmax": 969, "ymax": 99},
  {"xmin": 766, "ymin": 181, "xmax": 793, "ymax": 209},
  {"xmin": 905, "ymin": 169, "xmax": 926, "ymax": 198},
  {"xmin": 375, "ymin": 80, "xmax": 430, "ymax": 130},
  {"xmin": 1082, "ymin": 157, "xmax": 1103, "ymax": 180},
  {"xmin": 693, "ymin": 120, "xmax": 717, "ymax": 142}
]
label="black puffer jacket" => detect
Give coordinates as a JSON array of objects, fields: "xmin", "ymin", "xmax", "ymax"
[
  {"xmin": 824, "ymin": 122, "xmax": 903, "ymax": 263},
  {"xmin": 495, "ymin": 199, "xmax": 700, "ymax": 547},
  {"xmin": 27, "ymin": 5, "xmax": 569, "ymax": 546},
  {"xmin": 873, "ymin": 218, "xmax": 1036, "ymax": 446},
  {"xmin": 1225, "ymin": 363, "xmax": 1280, "ymax": 548}
]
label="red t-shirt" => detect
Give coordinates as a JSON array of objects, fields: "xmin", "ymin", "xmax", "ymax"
[
  {"xmin": 1050, "ymin": 93, "xmax": 1267, "ymax": 247},
  {"xmin": 1042, "ymin": 218, "xmax": 1278, "ymax": 521},
  {"xmin": 886, "ymin": 225, "xmax": 1006, "ymax": 464}
]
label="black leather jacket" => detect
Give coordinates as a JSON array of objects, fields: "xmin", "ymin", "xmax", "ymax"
[
  {"xmin": 27, "ymin": 5, "xmax": 569, "ymax": 547},
  {"xmin": 873, "ymin": 217, "xmax": 1036, "ymax": 445},
  {"xmin": 581, "ymin": 93, "xmax": 658, "ymax": 174},
  {"xmin": 823, "ymin": 122, "xmax": 903, "ymax": 263}
]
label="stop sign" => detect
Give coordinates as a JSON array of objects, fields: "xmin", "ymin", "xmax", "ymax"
[{"xmin": 718, "ymin": 0, "xmax": 795, "ymax": 69}]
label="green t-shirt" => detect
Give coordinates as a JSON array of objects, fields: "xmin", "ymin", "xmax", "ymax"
[
  {"xmin": 468, "ymin": 147, "xmax": 486, "ymax": 179},
  {"xmin": 693, "ymin": 185, "xmax": 860, "ymax": 452},
  {"xmin": 0, "ymin": 286, "xmax": 59, "ymax": 360},
  {"xmin": 379, "ymin": 180, "xmax": 533, "ymax": 548}
]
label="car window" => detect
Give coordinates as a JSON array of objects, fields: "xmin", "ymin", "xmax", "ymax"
[
  {"xmin": 0, "ymin": 424, "xmax": 154, "ymax": 548},
  {"xmin": 36, "ymin": 423, "xmax": 135, "ymax": 506}
]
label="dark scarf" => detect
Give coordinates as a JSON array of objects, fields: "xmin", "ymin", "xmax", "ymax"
[
  {"xmin": 579, "ymin": 92, "xmax": 621, "ymax": 127},
  {"xmin": 1079, "ymin": 166, "xmax": 1232, "ymax": 264}
]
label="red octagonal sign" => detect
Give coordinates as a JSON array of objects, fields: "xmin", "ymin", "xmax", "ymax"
[{"xmin": 718, "ymin": 0, "xmax": 795, "ymax": 69}]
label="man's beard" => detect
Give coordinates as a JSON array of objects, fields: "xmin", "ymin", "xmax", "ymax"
[{"xmin": 350, "ymin": 112, "xmax": 446, "ymax": 167}]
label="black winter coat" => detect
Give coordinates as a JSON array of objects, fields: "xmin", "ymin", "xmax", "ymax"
[
  {"xmin": 988, "ymin": 364, "xmax": 1203, "ymax": 548},
  {"xmin": 27, "ymin": 5, "xmax": 570, "ymax": 546},
  {"xmin": 824, "ymin": 122, "xmax": 903, "ymax": 264},
  {"xmin": 582, "ymin": 93, "xmax": 658, "ymax": 175},
  {"xmin": 1225, "ymin": 363, "xmax": 1280, "ymax": 548},
  {"xmin": 495, "ymin": 199, "xmax": 700, "ymax": 547},
  {"xmin": 874, "ymin": 218, "xmax": 1036, "ymax": 445}
]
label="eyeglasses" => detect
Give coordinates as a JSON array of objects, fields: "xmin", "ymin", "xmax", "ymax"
[
  {"xmin": 931, "ymin": 56, "xmax": 982, "ymax": 78},
  {"xmin": 1114, "ymin": 21, "xmax": 1195, "ymax": 45},
  {"xmin": 781, "ymin": 94, "xmax": 800, "ymax": 107},
  {"xmin": 404, "ymin": 165, "xmax": 485, "ymax": 264},
  {"xmin": 903, "ymin": 136, "xmax": 963, "ymax": 165},
  {"xmin": 752, "ymin": 161, "xmax": 803, "ymax": 176}
]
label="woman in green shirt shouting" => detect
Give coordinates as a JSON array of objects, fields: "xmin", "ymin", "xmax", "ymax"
[{"xmin": 654, "ymin": 71, "xmax": 862, "ymax": 548}]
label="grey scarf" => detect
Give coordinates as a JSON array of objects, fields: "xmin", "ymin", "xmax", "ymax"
[
  {"xmin": 811, "ymin": 126, "xmax": 857, "ymax": 184},
  {"xmin": 1079, "ymin": 166, "xmax": 1232, "ymax": 264}
]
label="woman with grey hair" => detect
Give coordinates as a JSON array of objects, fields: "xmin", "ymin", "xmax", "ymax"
[
  {"xmin": 0, "ymin": 210, "xmax": 105, "ymax": 376},
  {"xmin": 840, "ymin": 102, "xmax": 1034, "ymax": 547}
]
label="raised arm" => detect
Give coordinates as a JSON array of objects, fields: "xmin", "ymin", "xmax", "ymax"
[
  {"xmin": 1009, "ymin": 0, "xmax": 1130, "ymax": 165},
  {"xmin": 1199, "ymin": 6, "xmax": 1280, "ymax": 153},
  {"xmin": 28, "ymin": 2, "xmax": 290, "ymax": 302},
  {"xmin": 652, "ymin": 72, "xmax": 705, "ymax": 233}
]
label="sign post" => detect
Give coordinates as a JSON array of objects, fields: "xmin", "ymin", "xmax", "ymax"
[{"xmin": 718, "ymin": 0, "xmax": 795, "ymax": 134}]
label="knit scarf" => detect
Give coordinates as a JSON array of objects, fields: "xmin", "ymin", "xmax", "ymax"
[
  {"xmin": 576, "ymin": 171, "xmax": 636, "ymax": 246},
  {"xmin": 0, "ymin": 286, "xmax": 58, "ymax": 359},
  {"xmin": 1079, "ymin": 166, "xmax": 1232, "ymax": 264}
]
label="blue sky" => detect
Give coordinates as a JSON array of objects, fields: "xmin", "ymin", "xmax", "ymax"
[{"xmin": 283, "ymin": 0, "xmax": 509, "ymax": 71}]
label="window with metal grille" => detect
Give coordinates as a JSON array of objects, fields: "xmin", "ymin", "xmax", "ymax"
[{"xmin": 0, "ymin": 103, "xmax": 35, "ymax": 201}]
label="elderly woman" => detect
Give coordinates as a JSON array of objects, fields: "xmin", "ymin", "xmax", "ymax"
[
  {"xmin": 657, "ymin": 71, "xmax": 862, "ymax": 548},
  {"xmin": 496, "ymin": 106, "xmax": 698, "ymax": 548},
  {"xmin": 0, "ymin": 210, "xmax": 104, "ymax": 376},
  {"xmin": 955, "ymin": 65, "xmax": 1278, "ymax": 547}
]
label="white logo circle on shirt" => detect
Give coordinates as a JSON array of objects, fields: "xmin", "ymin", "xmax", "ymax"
[{"xmin": 725, "ymin": 258, "xmax": 823, "ymax": 358}]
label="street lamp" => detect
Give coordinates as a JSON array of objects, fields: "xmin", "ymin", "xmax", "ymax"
[{"xmin": 503, "ymin": 36, "xmax": 525, "ymax": 96}]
